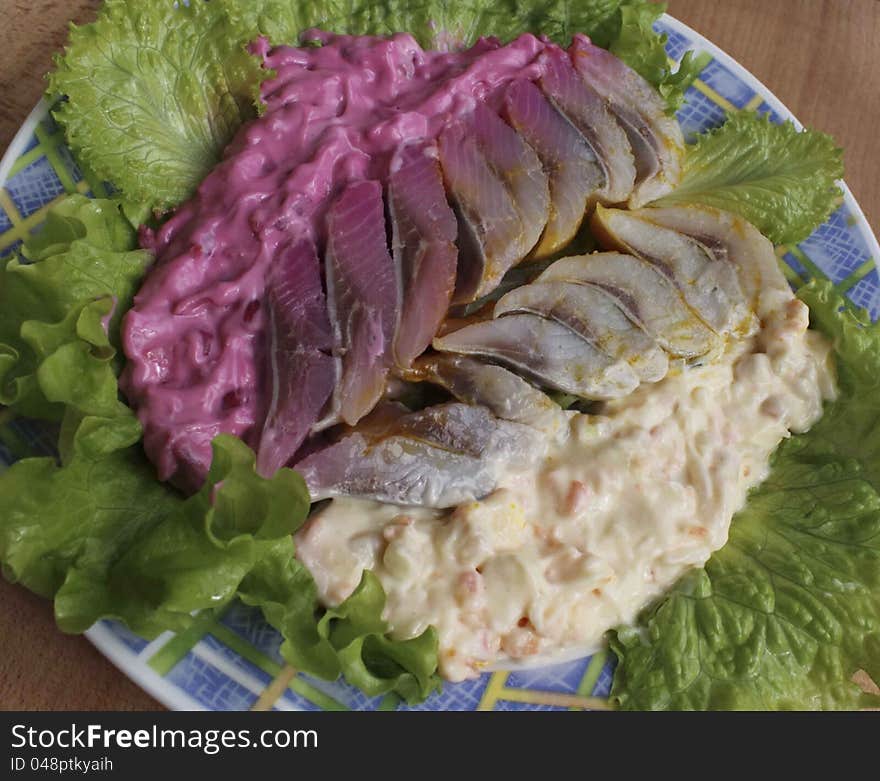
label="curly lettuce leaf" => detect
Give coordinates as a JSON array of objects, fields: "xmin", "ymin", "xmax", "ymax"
[
  {"xmin": 50, "ymin": 432, "xmax": 309, "ymax": 636},
  {"xmin": 232, "ymin": 0, "xmax": 695, "ymax": 109},
  {"xmin": 48, "ymin": 0, "xmax": 263, "ymax": 212},
  {"xmin": 0, "ymin": 412, "xmax": 440, "ymax": 700},
  {"xmin": 240, "ymin": 559, "xmax": 441, "ymax": 704},
  {"xmin": 610, "ymin": 281, "xmax": 880, "ymax": 710},
  {"xmin": 609, "ymin": 2, "xmax": 701, "ymax": 112},
  {"xmin": 228, "ymin": 0, "xmax": 623, "ymax": 50},
  {"xmin": 654, "ymin": 112, "xmax": 844, "ymax": 244},
  {"xmin": 0, "ymin": 195, "xmax": 152, "ymax": 419}
]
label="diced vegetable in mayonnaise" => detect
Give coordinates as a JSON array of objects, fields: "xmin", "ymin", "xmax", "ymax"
[{"xmin": 297, "ymin": 272, "xmax": 835, "ymax": 683}]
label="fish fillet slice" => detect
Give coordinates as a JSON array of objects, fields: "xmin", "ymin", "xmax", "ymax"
[
  {"xmin": 389, "ymin": 147, "xmax": 458, "ymax": 368},
  {"xmin": 504, "ymin": 79, "xmax": 605, "ymax": 258},
  {"xmin": 414, "ymin": 354, "xmax": 563, "ymax": 431},
  {"xmin": 470, "ymin": 102, "xmax": 550, "ymax": 261},
  {"xmin": 322, "ymin": 180, "xmax": 399, "ymax": 427},
  {"xmin": 591, "ymin": 205, "xmax": 756, "ymax": 338},
  {"xmin": 433, "ymin": 312, "xmax": 639, "ymax": 399},
  {"xmin": 569, "ymin": 35, "xmax": 684, "ymax": 208},
  {"xmin": 538, "ymin": 252, "xmax": 719, "ymax": 359},
  {"xmin": 438, "ymin": 123, "xmax": 528, "ymax": 303},
  {"xmin": 297, "ymin": 402, "xmax": 541, "ymax": 508},
  {"xmin": 617, "ymin": 204, "xmax": 791, "ymax": 318},
  {"xmin": 495, "ymin": 280, "xmax": 668, "ymax": 382},
  {"xmin": 539, "ymin": 46, "xmax": 636, "ymax": 204},
  {"xmin": 257, "ymin": 241, "xmax": 336, "ymax": 477}
]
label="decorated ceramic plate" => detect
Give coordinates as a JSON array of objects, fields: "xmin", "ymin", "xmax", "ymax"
[{"xmin": 1, "ymin": 8, "xmax": 878, "ymax": 711}]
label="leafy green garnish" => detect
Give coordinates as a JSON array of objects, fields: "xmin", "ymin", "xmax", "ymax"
[
  {"xmin": 610, "ymin": 281, "xmax": 880, "ymax": 710},
  {"xmin": 654, "ymin": 111, "xmax": 844, "ymax": 244},
  {"xmin": 241, "ymin": 560, "xmax": 441, "ymax": 702},
  {"xmin": 48, "ymin": 0, "xmax": 696, "ymax": 213},
  {"xmin": 230, "ymin": 0, "xmax": 697, "ymax": 111},
  {"xmin": 48, "ymin": 0, "xmax": 263, "ymax": 213},
  {"xmin": 0, "ymin": 195, "xmax": 441, "ymax": 704},
  {"xmin": 0, "ymin": 195, "xmax": 152, "ymax": 419},
  {"xmin": 609, "ymin": 2, "xmax": 702, "ymax": 112}
]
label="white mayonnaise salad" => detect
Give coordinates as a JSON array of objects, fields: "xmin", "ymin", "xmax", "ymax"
[{"xmin": 298, "ymin": 288, "xmax": 836, "ymax": 681}]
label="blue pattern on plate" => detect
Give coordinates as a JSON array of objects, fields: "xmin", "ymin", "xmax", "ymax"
[
  {"xmin": 165, "ymin": 651, "xmax": 260, "ymax": 710},
  {"xmin": 275, "ymin": 687, "xmax": 332, "ymax": 713},
  {"xmin": 675, "ymin": 85, "xmax": 728, "ymax": 141},
  {"xmin": 505, "ymin": 657, "xmax": 591, "ymax": 694},
  {"xmin": 783, "ymin": 250, "xmax": 809, "ymax": 281},
  {"xmin": 697, "ymin": 58, "xmax": 757, "ymax": 109},
  {"xmin": 799, "ymin": 203, "xmax": 875, "ymax": 286},
  {"xmin": 848, "ymin": 268, "xmax": 880, "ymax": 315},
  {"xmin": 101, "ymin": 621, "xmax": 150, "ymax": 654},
  {"xmin": 591, "ymin": 664, "xmax": 615, "ymax": 699},
  {"xmin": 199, "ymin": 633, "xmax": 275, "ymax": 689},
  {"xmin": 755, "ymin": 101, "xmax": 785, "ymax": 124},
  {"xmin": 659, "ymin": 25, "xmax": 692, "ymax": 61},
  {"xmin": 494, "ymin": 700, "xmax": 569, "ymax": 711},
  {"xmin": 296, "ymin": 674, "xmax": 384, "ymax": 711},
  {"xmin": 5, "ymin": 155, "xmax": 65, "ymax": 216},
  {"xmin": 401, "ymin": 673, "xmax": 490, "ymax": 711},
  {"xmin": 217, "ymin": 601, "xmax": 286, "ymax": 666},
  {"xmin": 56, "ymin": 144, "xmax": 85, "ymax": 184}
]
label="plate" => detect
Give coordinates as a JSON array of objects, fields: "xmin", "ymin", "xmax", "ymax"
[{"xmin": 1, "ymin": 14, "xmax": 878, "ymax": 711}]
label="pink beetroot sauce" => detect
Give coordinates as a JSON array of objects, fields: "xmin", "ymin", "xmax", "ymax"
[{"xmin": 121, "ymin": 30, "xmax": 570, "ymax": 493}]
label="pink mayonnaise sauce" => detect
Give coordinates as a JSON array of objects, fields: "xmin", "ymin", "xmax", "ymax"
[{"xmin": 121, "ymin": 30, "xmax": 564, "ymax": 492}]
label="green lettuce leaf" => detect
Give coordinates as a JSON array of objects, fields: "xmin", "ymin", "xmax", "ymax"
[
  {"xmin": 654, "ymin": 111, "xmax": 844, "ymax": 244},
  {"xmin": 0, "ymin": 412, "xmax": 440, "ymax": 700},
  {"xmin": 49, "ymin": 0, "xmax": 696, "ymax": 213},
  {"xmin": 609, "ymin": 2, "xmax": 702, "ymax": 112},
  {"xmin": 48, "ymin": 0, "xmax": 263, "ymax": 213},
  {"xmin": 50, "ymin": 432, "xmax": 309, "ymax": 636},
  {"xmin": 610, "ymin": 281, "xmax": 880, "ymax": 710},
  {"xmin": 240, "ymin": 559, "xmax": 441, "ymax": 704},
  {"xmin": 228, "ymin": 0, "xmax": 627, "ymax": 52},
  {"xmin": 0, "ymin": 195, "xmax": 152, "ymax": 419},
  {"xmin": 231, "ymin": 0, "xmax": 696, "ymax": 110}
]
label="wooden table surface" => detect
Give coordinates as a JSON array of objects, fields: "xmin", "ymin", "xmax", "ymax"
[{"xmin": 1, "ymin": 0, "xmax": 879, "ymax": 711}]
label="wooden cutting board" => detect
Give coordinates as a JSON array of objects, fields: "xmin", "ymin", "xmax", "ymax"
[{"xmin": 1, "ymin": 0, "xmax": 878, "ymax": 711}]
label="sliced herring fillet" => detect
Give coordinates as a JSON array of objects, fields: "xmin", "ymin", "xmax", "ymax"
[
  {"xmin": 433, "ymin": 312, "xmax": 639, "ymax": 399},
  {"xmin": 297, "ymin": 402, "xmax": 542, "ymax": 508},
  {"xmin": 495, "ymin": 280, "xmax": 668, "ymax": 382},
  {"xmin": 538, "ymin": 252, "xmax": 719, "ymax": 359},
  {"xmin": 504, "ymin": 78, "xmax": 605, "ymax": 258}
]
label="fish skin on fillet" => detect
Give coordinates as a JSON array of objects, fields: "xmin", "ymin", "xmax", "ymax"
[
  {"xmin": 469, "ymin": 102, "xmax": 550, "ymax": 270},
  {"xmin": 320, "ymin": 180, "xmax": 400, "ymax": 428},
  {"xmin": 591, "ymin": 205, "xmax": 757, "ymax": 338},
  {"xmin": 433, "ymin": 312, "xmax": 640, "ymax": 400},
  {"xmin": 257, "ymin": 241, "xmax": 337, "ymax": 477},
  {"xmin": 389, "ymin": 145, "xmax": 459, "ymax": 369},
  {"xmin": 296, "ymin": 402, "xmax": 543, "ymax": 507},
  {"xmin": 495, "ymin": 279, "xmax": 669, "ymax": 382},
  {"xmin": 614, "ymin": 204, "xmax": 790, "ymax": 318},
  {"xmin": 439, "ymin": 122, "xmax": 532, "ymax": 304},
  {"xmin": 538, "ymin": 45, "xmax": 636, "ymax": 205},
  {"xmin": 503, "ymin": 78, "xmax": 605, "ymax": 259},
  {"xmin": 538, "ymin": 252, "xmax": 720, "ymax": 360},
  {"xmin": 412, "ymin": 354, "xmax": 564, "ymax": 431},
  {"xmin": 568, "ymin": 34, "xmax": 685, "ymax": 208}
]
